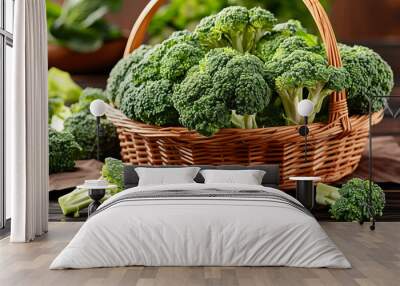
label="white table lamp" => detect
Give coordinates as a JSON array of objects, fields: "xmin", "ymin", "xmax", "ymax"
[
  {"xmin": 298, "ymin": 99, "xmax": 314, "ymax": 162},
  {"xmin": 90, "ymin": 99, "xmax": 106, "ymax": 161}
]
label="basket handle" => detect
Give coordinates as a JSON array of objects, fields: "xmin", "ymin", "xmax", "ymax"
[{"xmin": 124, "ymin": 0, "xmax": 351, "ymax": 132}]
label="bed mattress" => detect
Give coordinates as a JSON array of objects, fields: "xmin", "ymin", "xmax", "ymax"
[{"xmin": 50, "ymin": 183, "xmax": 350, "ymax": 269}]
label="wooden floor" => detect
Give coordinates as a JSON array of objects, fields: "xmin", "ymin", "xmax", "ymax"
[{"xmin": 0, "ymin": 222, "xmax": 399, "ymax": 286}]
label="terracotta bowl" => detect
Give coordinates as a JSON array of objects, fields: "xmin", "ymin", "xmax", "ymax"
[{"xmin": 48, "ymin": 36, "xmax": 127, "ymax": 74}]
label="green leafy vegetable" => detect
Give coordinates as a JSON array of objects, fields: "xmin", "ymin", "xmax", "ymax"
[
  {"xmin": 265, "ymin": 48, "xmax": 348, "ymax": 125},
  {"xmin": 48, "ymin": 67, "xmax": 81, "ymax": 125},
  {"xmin": 48, "ymin": 67, "xmax": 82, "ymax": 105},
  {"xmin": 194, "ymin": 6, "xmax": 277, "ymax": 53},
  {"xmin": 49, "ymin": 128, "xmax": 82, "ymax": 174},
  {"xmin": 108, "ymin": 5, "xmax": 393, "ymax": 136},
  {"xmin": 330, "ymin": 178, "xmax": 385, "ymax": 223},
  {"xmin": 172, "ymin": 48, "xmax": 271, "ymax": 136},
  {"xmin": 47, "ymin": 0, "xmax": 123, "ymax": 53},
  {"xmin": 148, "ymin": 0, "xmax": 332, "ymax": 44},
  {"xmin": 64, "ymin": 112, "xmax": 120, "ymax": 160},
  {"xmin": 254, "ymin": 20, "xmax": 320, "ymax": 63},
  {"xmin": 101, "ymin": 157, "xmax": 124, "ymax": 192},
  {"xmin": 160, "ymin": 43, "xmax": 205, "ymax": 81},
  {"xmin": 340, "ymin": 44, "xmax": 394, "ymax": 114},
  {"xmin": 121, "ymin": 80, "xmax": 179, "ymax": 127},
  {"xmin": 106, "ymin": 45, "xmax": 152, "ymax": 106}
]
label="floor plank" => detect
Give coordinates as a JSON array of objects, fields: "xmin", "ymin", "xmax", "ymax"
[{"xmin": 0, "ymin": 222, "xmax": 399, "ymax": 286}]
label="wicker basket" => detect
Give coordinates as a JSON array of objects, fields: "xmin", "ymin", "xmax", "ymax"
[{"xmin": 106, "ymin": 0, "xmax": 384, "ymax": 189}]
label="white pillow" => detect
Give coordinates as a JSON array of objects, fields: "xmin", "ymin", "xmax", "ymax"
[
  {"xmin": 135, "ymin": 167, "xmax": 201, "ymax": 186},
  {"xmin": 200, "ymin": 169, "xmax": 266, "ymax": 185}
]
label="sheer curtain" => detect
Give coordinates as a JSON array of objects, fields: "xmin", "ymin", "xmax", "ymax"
[{"xmin": 8, "ymin": 0, "xmax": 48, "ymax": 242}]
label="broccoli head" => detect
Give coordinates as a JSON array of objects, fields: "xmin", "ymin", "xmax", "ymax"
[
  {"xmin": 266, "ymin": 50, "xmax": 348, "ymax": 124},
  {"xmin": 198, "ymin": 47, "xmax": 238, "ymax": 76},
  {"xmin": 194, "ymin": 15, "xmax": 228, "ymax": 49},
  {"xmin": 254, "ymin": 20, "xmax": 320, "ymax": 63},
  {"xmin": 64, "ymin": 112, "xmax": 120, "ymax": 160},
  {"xmin": 106, "ymin": 45, "xmax": 151, "ymax": 105},
  {"xmin": 121, "ymin": 79, "xmax": 179, "ymax": 126},
  {"xmin": 340, "ymin": 44, "xmax": 394, "ymax": 114},
  {"xmin": 49, "ymin": 128, "xmax": 82, "ymax": 174},
  {"xmin": 101, "ymin": 157, "xmax": 124, "ymax": 193},
  {"xmin": 246, "ymin": 7, "xmax": 277, "ymax": 50},
  {"xmin": 132, "ymin": 30, "xmax": 200, "ymax": 86},
  {"xmin": 173, "ymin": 48, "xmax": 271, "ymax": 136},
  {"xmin": 194, "ymin": 6, "xmax": 276, "ymax": 53},
  {"xmin": 214, "ymin": 6, "xmax": 249, "ymax": 53},
  {"xmin": 160, "ymin": 43, "xmax": 205, "ymax": 82}
]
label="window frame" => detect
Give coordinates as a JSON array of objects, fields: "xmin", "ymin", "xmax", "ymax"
[{"xmin": 0, "ymin": 0, "xmax": 13, "ymax": 229}]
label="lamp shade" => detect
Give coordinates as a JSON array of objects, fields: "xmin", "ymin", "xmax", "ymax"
[
  {"xmin": 298, "ymin": 99, "xmax": 314, "ymax": 117},
  {"xmin": 90, "ymin": 99, "xmax": 106, "ymax": 117}
]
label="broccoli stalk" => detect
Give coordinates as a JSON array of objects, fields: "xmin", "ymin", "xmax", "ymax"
[
  {"xmin": 266, "ymin": 50, "xmax": 348, "ymax": 125},
  {"xmin": 316, "ymin": 183, "xmax": 340, "ymax": 206},
  {"xmin": 58, "ymin": 158, "xmax": 124, "ymax": 217},
  {"xmin": 231, "ymin": 111, "xmax": 258, "ymax": 129},
  {"xmin": 275, "ymin": 85, "xmax": 303, "ymax": 125}
]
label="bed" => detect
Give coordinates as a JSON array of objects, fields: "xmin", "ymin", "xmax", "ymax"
[{"xmin": 50, "ymin": 165, "xmax": 350, "ymax": 269}]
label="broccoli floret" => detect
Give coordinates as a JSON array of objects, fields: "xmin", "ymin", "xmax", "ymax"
[
  {"xmin": 132, "ymin": 31, "xmax": 200, "ymax": 86},
  {"xmin": 121, "ymin": 80, "xmax": 179, "ymax": 126},
  {"xmin": 101, "ymin": 157, "xmax": 124, "ymax": 193},
  {"xmin": 49, "ymin": 128, "xmax": 82, "ymax": 174},
  {"xmin": 131, "ymin": 45, "xmax": 164, "ymax": 86},
  {"xmin": 175, "ymin": 75, "xmax": 232, "ymax": 137},
  {"xmin": 64, "ymin": 112, "xmax": 120, "ymax": 160},
  {"xmin": 340, "ymin": 44, "xmax": 394, "ymax": 114},
  {"xmin": 214, "ymin": 6, "xmax": 249, "ymax": 53},
  {"xmin": 266, "ymin": 50, "xmax": 348, "ymax": 124},
  {"xmin": 194, "ymin": 6, "xmax": 277, "ymax": 53},
  {"xmin": 162, "ymin": 30, "xmax": 197, "ymax": 48},
  {"xmin": 173, "ymin": 48, "xmax": 271, "ymax": 136},
  {"xmin": 254, "ymin": 20, "xmax": 320, "ymax": 62},
  {"xmin": 194, "ymin": 15, "xmax": 228, "ymax": 49},
  {"xmin": 246, "ymin": 7, "xmax": 277, "ymax": 50},
  {"xmin": 71, "ymin": 87, "xmax": 108, "ymax": 114},
  {"xmin": 106, "ymin": 45, "xmax": 151, "ymax": 105},
  {"xmin": 198, "ymin": 47, "xmax": 238, "ymax": 76},
  {"xmin": 160, "ymin": 43, "xmax": 205, "ymax": 81},
  {"xmin": 272, "ymin": 36, "xmax": 313, "ymax": 59}
]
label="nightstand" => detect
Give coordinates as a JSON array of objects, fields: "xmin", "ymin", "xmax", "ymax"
[
  {"xmin": 289, "ymin": 177, "xmax": 321, "ymax": 210},
  {"xmin": 77, "ymin": 184, "xmax": 117, "ymax": 216}
]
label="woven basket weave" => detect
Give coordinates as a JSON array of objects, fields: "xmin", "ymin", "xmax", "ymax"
[{"xmin": 106, "ymin": 0, "xmax": 383, "ymax": 189}]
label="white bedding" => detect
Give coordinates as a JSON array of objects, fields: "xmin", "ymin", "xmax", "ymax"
[{"xmin": 50, "ymin": 183, "xmax": 351, "ymax": 269}]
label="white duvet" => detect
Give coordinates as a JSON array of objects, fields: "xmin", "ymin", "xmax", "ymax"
[{"xmin": 50, "ymin": 183, "xmax": 351, "ymax": 269}]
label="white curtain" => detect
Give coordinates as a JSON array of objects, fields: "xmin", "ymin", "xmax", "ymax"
[{"xmin": 9, "ymin": 0, "xmax": 48, "ymax": 242}]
